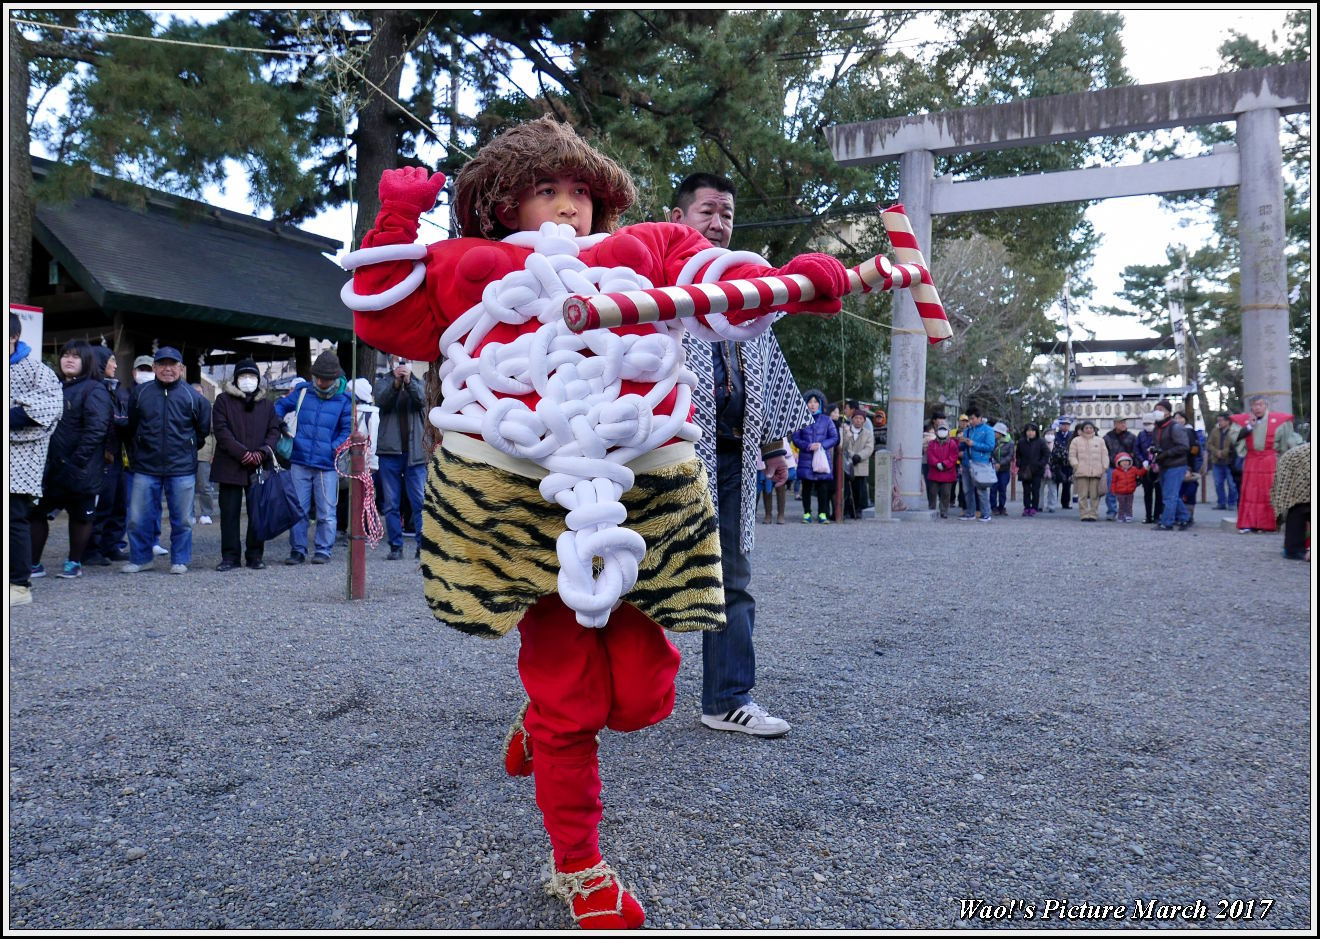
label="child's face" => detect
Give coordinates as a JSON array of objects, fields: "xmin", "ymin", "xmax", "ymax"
[{"xmin": 500, "ymin": 174, "xmax": 594, "ymax": 236}]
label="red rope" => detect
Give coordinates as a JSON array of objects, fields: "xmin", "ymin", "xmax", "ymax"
[{"xmin": 334, "ymin": 437, "xmax": 384, "ymax": 548}]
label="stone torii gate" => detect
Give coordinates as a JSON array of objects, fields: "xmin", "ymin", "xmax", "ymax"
[{"xmin": 825, "ymin": 62, "xmax": 1309, "ymax": 509}]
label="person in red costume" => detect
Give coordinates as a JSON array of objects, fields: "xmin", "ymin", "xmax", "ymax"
[
  {"xmin": 1231, "ymin": 394, "xmax": 1302, "ymax": 533},
  {"xmin": 343, "ymin": 116, "xmax": 847, "ymax": 930}
]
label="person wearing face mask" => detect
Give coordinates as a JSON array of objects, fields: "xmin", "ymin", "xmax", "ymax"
[
  {"xmin": 273, "ymin": 350, "xmax": 353, "ymax": 564},
  {"xmin": 1133, "ymin": 414, "xmax": 1162, "ymax": 523},
  {"xmin": 1015, "ymin": 422, "xmax": 1048, "ymax": 516},
  {"xmin": 211, "ymin": 359, "xmax": 281, "ymax": 571},
  {"xmin": 925, "ymin": 419, "xmax": 960, "ymax": 518},
  {"xmin": 1041, "ymin": 428, "xmax": 1060, "ymax": 512},
  {"xmin": 127, "ymin": 354, "xmax": 168, "ymax": 558}
]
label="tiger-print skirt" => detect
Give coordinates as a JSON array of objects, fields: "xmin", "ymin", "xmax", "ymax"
[{"xmin": 418, "ymin": 446, "xmax": 726, "ymax": 638}]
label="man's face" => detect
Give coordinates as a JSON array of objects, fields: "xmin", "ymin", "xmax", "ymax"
[
  {"xmin": 1217, "ymin": 416, "xmax": 1230, "ymax": 429},
  {"xmin": 1251, "ymin": 399, "xmax": 1268, "ymax": 418},
  {"xmin": 501, "ymin": 174, "xmax": 594, "ymax": 237},
  {"xmin": 968, "ymin": 415, "xmax": 982, "ymax": 427},
  {"xmin": 1114, "ymin": 419, "xmax": 1126, "ymax": 433},
  {"xmin": 314, "ymin": 375, "xmax": 337, "ymax": 392},
  {"xmin": 670, "ymin": 186, "xmax": 735, "ymax": 249},
  {"xmin": 103, "ymin": 356, "xmax": 117, "ymax": 379},
  {"xmin": 154, "ymin": 359, "xmax": 182, "ymax": 382},
  {"xmin": 851, "ymin": 412, "xmax": 866, "ymax": 429}
]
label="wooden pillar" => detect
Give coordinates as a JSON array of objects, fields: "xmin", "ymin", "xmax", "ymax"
[{"xmin": 295, "ymin": 335, "xmax": 312, "ymax": 379}]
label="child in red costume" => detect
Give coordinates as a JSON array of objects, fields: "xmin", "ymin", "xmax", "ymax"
[
  {"xmin": 344, "ymin": 117, "xmax": 847, "ymax": 929},
  {"xmin": 1108, "ymin": 452, "xmax": 1146, "ymax": 522}
]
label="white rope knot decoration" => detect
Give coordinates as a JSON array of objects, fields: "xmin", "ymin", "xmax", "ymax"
[
  {"xmin": 341, "ymin": 224, "xmax": 779, "ymax": 628},
  {"xmin": 543, "ymin": 854, "xmax": 633, "ymax": 926}
]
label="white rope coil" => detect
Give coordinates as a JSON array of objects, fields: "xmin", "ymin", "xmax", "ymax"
[
  {"xmin": 677, "ymin": 248, "xmax": 778, "ymax": 343},
  {"xmin": 355, "ymin": 221, "xmax": 702, "ymax": 627}
]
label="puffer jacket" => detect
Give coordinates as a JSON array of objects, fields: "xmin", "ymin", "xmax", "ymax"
[
  {"xmin": 46, "ymin": 373, "xmax": 115, "ymax": 496},
  {"xmin": 274, "ymin": 379, "xmax": 353, "ymax": 471},
  {"xmin": 8, "ymin": 341, "xmax": 64, "ymax": 497},
  {"xmin": 128, "ymin": 378, "xmax": 212, "ymax": 477},
  {"xmin": 791, "ymin": 393, "xmax": 839, "ymax": 481},
  {"xmin": 1068, "ymin": 432, "xmax": 1108, "ymax": 478},
  {"xmin": 211, "ymin": 381, "xmax": 281, "ymax": 486},
  {"xmin": 927, "ymin": 437, "xmax": 960, "ymax": 483},
  {"xmin": 1015, "ymin": 435, "xmax": 1049, "ymax": 481}
]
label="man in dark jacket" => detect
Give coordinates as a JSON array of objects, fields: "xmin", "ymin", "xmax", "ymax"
[
  {"xmin": 1205, "ymin": 412, "xmax": 1240, "ymax": 510},
  {"xmin": 1150, "ymin": 399, "xmax": 1192, "ymax": 531},
  {"xmin": 211, "ymin": 358, "xmax": 281, "ymax": 571},
  {"xmin": 274, "ymin": 350, "xmax": 352, "ymax": 564},
  {"xmin": 1049, "ymin": 417, "xmax": 1074, "ymax": 510},
  {"xmin": 123, "ymin": 347, "xmax": 212, "ymax": 574},
  {"xmin": 1102, "ymin": 417, "xmax": 1137, "ymax": 521},
  {"xmin": 373, "ymin": 355, "xmax": 430, "ymax": 561}
]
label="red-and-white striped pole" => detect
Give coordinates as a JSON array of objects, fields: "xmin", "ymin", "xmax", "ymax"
[{"xmin": 563, "ymin": 204, "xmax": 952, "ymax": 344}]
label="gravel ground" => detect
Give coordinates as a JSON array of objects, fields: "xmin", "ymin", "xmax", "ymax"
[{"xmin": 8, "ymin": 495, "xmax": 1312, "ymax": 930}]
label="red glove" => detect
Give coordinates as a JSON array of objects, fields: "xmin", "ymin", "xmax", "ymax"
[
  {"xmin": 378, "ymin": 166, "xmax": 447, "ymax": 215},
  {"xmin": 773, "ymin": 252, "xmax": 850, "ymax": 317}
]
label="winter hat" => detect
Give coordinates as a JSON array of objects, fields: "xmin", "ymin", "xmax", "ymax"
[
  {"xmin": 993, "ymin": 421, "xmax": 1009, "ymax": 436},
  {"xmin": 1154, "ymin": 399, "xmax": 1173, "ymax": 413},
  {"xmin": 133, "ymin": 354, "xmax": 155, "ymax": 371},
  {"xmin": 353, "ymin": 377, "xmax": 373, "ymax": 403},
  {"xmin": 311, "ymin": 350, "xmax": 344, "ymax": 379},
  {"xmin": 234, "ymin": 358, "xmax": 260, "ymax": 379},
  {"xmin": 91, "ymin": 346, "xmax": 113, "ymax": 371},
  {"xmin": 1116, "ymin": 452, "xmax": 1133, "ymax": 466}
]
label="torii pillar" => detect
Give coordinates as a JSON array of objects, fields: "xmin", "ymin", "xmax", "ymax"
[
  {"xmin": 890, "ymin": 150, "xmax": 934, "ymax": 506},
  {"xmin": 1238, "ymin": 108, "xmax": 1292, "ymax": 415}
]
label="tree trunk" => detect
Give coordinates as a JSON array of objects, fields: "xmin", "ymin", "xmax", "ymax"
[
  {"xmin": 345, "ymin": 12, "xmax": 409, "ymax": 387},
  {"xmin": 351, "ymin": 11, "xmax": 406, "ymax": 252},
  {"xmin": 10, "ymin": 29, "xmax": 33, "ymax": 303}
]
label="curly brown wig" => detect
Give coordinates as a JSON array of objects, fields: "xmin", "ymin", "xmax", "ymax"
[{"xmin": 453, "ymin": 116, "xmax": 637, "ymax": 239}]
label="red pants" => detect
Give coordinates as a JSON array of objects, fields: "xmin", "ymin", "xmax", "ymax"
[{"xmin": 518, "ymin": 595, "xmax": 681, "ymax": 867}]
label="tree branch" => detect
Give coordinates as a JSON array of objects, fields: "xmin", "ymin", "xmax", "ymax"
[{"xmin": 23, "ymin": 37, "xmax": 103, "ymax": 65}]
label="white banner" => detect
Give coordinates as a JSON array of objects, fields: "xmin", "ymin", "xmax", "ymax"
[{"xmin": 10, "ymin": 303, "xmax": 43, "ymax": 356}]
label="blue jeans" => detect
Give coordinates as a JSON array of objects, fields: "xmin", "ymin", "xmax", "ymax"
[
  {"xmin": 1158, "ymin": 466, "xmax": 1192, "ymax": 527},
  {"xmin": 973, "ymin": 483, "xmax": 992, "ymax": 518},
  {"xmin": 289, "ymin": 463, "xmax": 338, "ymax": 558},
  {"xmin": 1104, "ymin": 468, "xmax": 1118, "ymax": 516},
  {"xmin": 378, "ymin": 453, "xmax": 427, "ymax": 550},
  {"xmin": 703, "ymin": 449, "xmax": 755, "ymax": 715},
  {"xmin": 128, "ymin": 472, "xmax": 195, "ymax": 565},
  {"xmin": 1212, "ymin": 463, "xmax": 1239, "ymax": 507}
]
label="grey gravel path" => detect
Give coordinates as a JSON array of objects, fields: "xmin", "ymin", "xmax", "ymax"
[{"xmin": 7, "ymin": 496, "xmax": 1312, "ymax": 929}]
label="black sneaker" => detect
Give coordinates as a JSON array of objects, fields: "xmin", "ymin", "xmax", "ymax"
[
  {"xmin": 246, "ymin": 558, "xmax": 266, "ymax": 570},
  {"xmin": 285, "ymin": 552, "xmax": 306, "ymax": 565},
  {"xmin": 387, "ymin": 546, "xmax": 403, "ymax": 561},
  {"xmin": 84, "ymin": 553, "xmax": 112, "ymax": 567},
  {"xmin": 311, "ymin": 553, "xmax": 331, "ymax": 565},
  {"xmin": 216, "ymin": 560, "xmax": 237, "ymax": 572}
]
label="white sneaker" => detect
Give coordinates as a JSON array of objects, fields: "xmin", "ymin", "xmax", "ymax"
[
  {"xmin": 701, "ymin": 701, "xmax": 791, "ymax": 738},
  {"xmin": 152, "ymin": 543, "xmax": 170, "ymax": 556},
  {"xmin": 170, "ymin": 564, "xmax": 188, "ymax": 575},
  {"xmin": 199, "ymin": 515, "xmax": 212, "ymax": 525},
  {"xmin": 10, "ymin": 584, "xmax": 33, "ymax": 606},
  {"xmin": 121, "ymin": 562, "xmax": 154, "ymax": 573}
]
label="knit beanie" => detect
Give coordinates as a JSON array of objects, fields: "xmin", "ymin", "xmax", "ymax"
[{"xmin": 234, "ymin": 358, "xmax": 260, "ymax": 378}]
